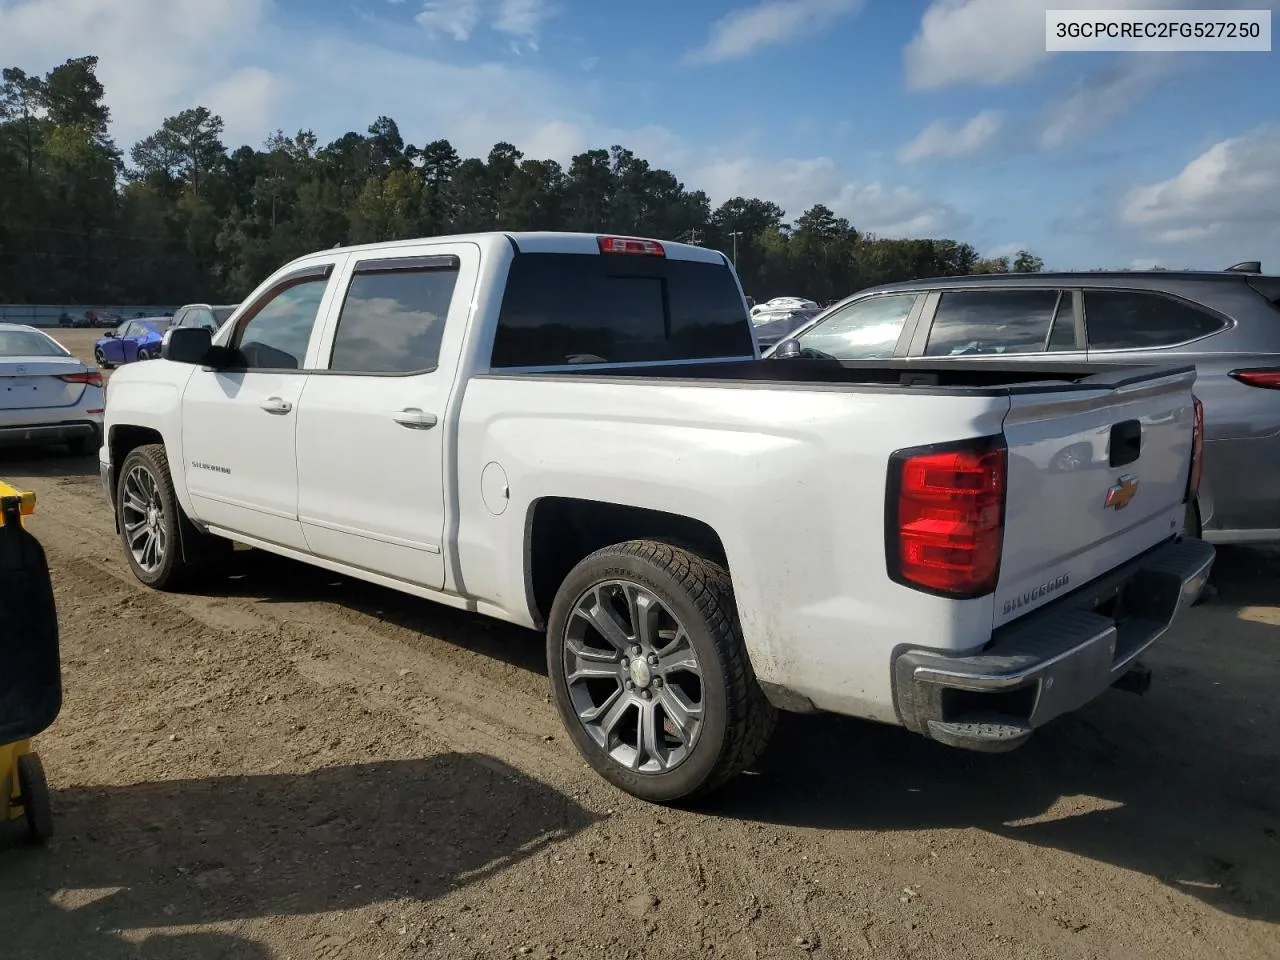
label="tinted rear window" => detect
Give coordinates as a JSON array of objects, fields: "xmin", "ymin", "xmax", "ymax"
[
  {"xmin": 490, "ymin": 253, "xmax": 753, "ymax": 368},
  {"xmin": 1084, "ymin": 290, "xmax": 1226, "ymax": 350}
]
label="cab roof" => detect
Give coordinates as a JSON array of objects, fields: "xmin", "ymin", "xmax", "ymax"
[{"xmin": 290, "ymin": 231, "xmax": 728, "ymax": 267}]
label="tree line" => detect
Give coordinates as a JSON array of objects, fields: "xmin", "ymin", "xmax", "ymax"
[{"xmin": 0, "ymin": 56, "xmax": 1046, "ymax": 308}]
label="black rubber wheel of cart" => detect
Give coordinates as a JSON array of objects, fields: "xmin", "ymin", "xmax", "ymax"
[{"xmin": 17, "ymin": 753, "xmax": 53, "ymax": 843}]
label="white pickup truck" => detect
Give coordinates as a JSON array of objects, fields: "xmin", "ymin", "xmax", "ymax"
[{"xmin": 99, "ymin": 231, "xmax": 1215, "ymax": 802}]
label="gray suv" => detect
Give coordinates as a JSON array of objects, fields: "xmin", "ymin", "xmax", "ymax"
[{"xmin": 773, "ymin": 263, "xmax": 1280, "ymax": 546}]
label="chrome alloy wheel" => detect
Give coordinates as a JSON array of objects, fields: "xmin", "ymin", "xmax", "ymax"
[
  {"xmin": 562, "ymin": 580, "xmax": 706, "ymax": 774},
  {"xmin": 121, "ymin": 464, "xmax": 167, "ymax": 573}
]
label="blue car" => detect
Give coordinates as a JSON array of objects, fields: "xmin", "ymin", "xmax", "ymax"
[{"xmin": 94, "ymin": 317, "xmax": 172, "ymax": 369}]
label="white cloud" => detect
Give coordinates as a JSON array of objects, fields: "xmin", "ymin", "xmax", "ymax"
[
  {"xmin": 414, "ymin": 0, "xmax": 554, "ymax": 46},
  {"xmin": 0, "ymin": 0, "xmax": 268, "ymax": 145},
  {"xmin": 986, "ymin": 243, "xmax": 1023, "ymax": 260},
  {"xmin": 203, "ymin": 68, "xmax": 286, "ymax": 147},
  {"xmin": 685, "ymin": 0, "xmax": 864, "ymax": 64},
  {"xmin": 898, "ymin": 109, "xmax": 1002, "ymax": 163},
  {"xmin": 1121, "ymin": 130, "xmax": 1280, "ymax": 245},
  {"xmin": 493, "ymin": 0, "xmax": 554, "ymax": 42},
  {"xmin": 903, "ymin": 0, "xmax": 1192, "ymax": 89},
  {"xmin": 0, "ymin": 0, "xmax": 964, "ymax": 242},
  {"xmin": 1039, "ymin": 55, "xmax": 1172, "ymax": 150},
  {"xmin": 415, "ymin": 0, "xmax": 481, "ymax": 41}
]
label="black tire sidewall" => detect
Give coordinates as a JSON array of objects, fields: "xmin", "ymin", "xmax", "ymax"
[
  {"xmin": 117, "ymin": 447, "xmax": 182, "ymax": 589},
  {"xmin": 17, "ymin": 754, "xmax": 53, "ymax": 842},
  {"xmin": 546, "ymin": 547, "xmax": 734, "ymax": 804}
]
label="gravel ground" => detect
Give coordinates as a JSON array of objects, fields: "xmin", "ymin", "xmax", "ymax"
[{"xmin": 0, "ymin": 330, "xmax": 1275, "ymax": 959}]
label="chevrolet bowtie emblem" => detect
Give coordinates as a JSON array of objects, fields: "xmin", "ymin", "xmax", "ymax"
[{"xmin": 1105, "ymin": 475, "xmax": 1139, "ymax": 510}]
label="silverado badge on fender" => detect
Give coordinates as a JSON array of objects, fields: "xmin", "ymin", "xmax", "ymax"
[{"xmin": 1105, "ymin": 475, "xmax": 1139, "ymax": 511}]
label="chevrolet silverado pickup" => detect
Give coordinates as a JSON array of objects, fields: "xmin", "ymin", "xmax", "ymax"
[{"xmin": 99, "ymin": 232, "xmax": 1215, "ymax": 802}]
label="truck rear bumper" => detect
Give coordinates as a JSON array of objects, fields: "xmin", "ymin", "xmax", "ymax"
[{"xmin": 892, "ymin": 536, "xmax": 1215, "ymax": 753}]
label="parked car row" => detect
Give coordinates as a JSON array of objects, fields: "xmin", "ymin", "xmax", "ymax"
[
  {"xmin": 765, "ymin": 261, "xmax": 1278, "ymax": 546},
  {"xmin": 94, "ymin": 231, "xmax": 1212, "ymax": 803},
  {"xmin": 0, "ymin": 300, "xmax": 238, "ymax": 461},
  {"xmin": 94, "ymin": 303, "xmax": 238, "ymax": 370}
]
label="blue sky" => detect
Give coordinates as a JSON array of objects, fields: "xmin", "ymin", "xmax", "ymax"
[{"xmin": 2, "ymin": 0, "xmax": 1278, "ymax": 270}]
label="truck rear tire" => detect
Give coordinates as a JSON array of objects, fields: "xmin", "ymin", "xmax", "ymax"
[
  {"xmin": 546, "ymin": 540, "xmax": 777, "ymax": 803},
  {"xmin": 117, "ymin": 443, "xmax": 217, "ymax": 591}
]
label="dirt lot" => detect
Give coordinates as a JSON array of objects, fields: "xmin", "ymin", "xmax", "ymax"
[{"xmin": 0, "ymin": 329, "xmax": 1277, "ymax": 959}]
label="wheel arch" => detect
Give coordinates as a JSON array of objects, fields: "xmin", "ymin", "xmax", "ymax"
[
  {"xmin": 106, "ymin": 424, "xmax": 165, "ymax": 518},
  {"xmin": 523, "ymin": 496, "xmax": 729, "ymax": 631}
]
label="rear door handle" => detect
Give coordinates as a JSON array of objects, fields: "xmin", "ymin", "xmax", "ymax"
[
  {"xmin": 260, "ymin": 396, "xmax": 293, "ymax": 415},
  {"xmin": 392, "ymin": 408, "xmax": 438, "ymax": 430}
]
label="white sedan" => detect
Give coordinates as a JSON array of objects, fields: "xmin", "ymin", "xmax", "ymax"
[{"xmin": 0, "ymin": 323, "xmax": 105, "ymax": 456}]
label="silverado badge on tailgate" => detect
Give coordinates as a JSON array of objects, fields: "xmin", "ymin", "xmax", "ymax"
[{"xmin": 1104, "ymin": 475, "xmax": 1139, "ymax": 511}]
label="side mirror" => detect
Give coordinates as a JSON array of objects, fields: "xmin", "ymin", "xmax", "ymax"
[
  {"xmin": 771, "ymin": 339, "xmax": 802, "ymax": 360},
  {"xmin": 162, "ymin": 327, "xmax": 215, "ymax": 365}
]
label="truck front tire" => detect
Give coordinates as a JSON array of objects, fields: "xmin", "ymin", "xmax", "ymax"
[
  {"xmin": 546, "ymin": 540, "xmax": 777, "ymax": 803},
  {"xmin": 116, "ymin": 443, "xmax": 218, "ymax": 591}
]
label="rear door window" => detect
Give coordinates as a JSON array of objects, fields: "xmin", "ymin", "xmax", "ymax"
[
  {"xmin": 1083, "ymin": 290, "xmax": 1226, "ymax": 350},
  {"xmin": 490, "ymin": 252, "xmax": 753, "ymax": 368},
  {"xmin": 924, "ymin": 289, "xmax": 1068, "ymax": 357},
  {"xmin": 328, "ymin": 257, "xmax": 460, "ymax": 374}
]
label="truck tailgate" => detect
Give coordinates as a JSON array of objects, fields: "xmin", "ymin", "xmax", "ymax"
[{"xmin": 995, "ymin": 366, "xmax": 1197, "ymax": 628}]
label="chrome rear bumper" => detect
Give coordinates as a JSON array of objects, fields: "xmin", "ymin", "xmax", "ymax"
[{"xmin": 893, "ymin": 537, "xmax": 1216, "ymax": 752}]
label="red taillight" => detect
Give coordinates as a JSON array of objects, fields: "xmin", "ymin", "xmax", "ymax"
[
  {"xmin": 597, "ymin": 236, "xmax": 665, "ymax": 257},
  {"xmin": 1229, "ymin": 368, "xmax": 1280, "ymax": 389},
  {"xmin": 58, "ymin": 371, "xmax": 104, "ymax": 388},
  {"xmin": 888, "ymin": 439, "xmax": 1007, "ymax": 598},
  {"xmin": 1188, "ymin": 395, "xmax": 1204, "ymax": 500}
]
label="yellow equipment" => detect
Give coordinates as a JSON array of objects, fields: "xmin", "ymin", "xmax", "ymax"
[{"xmin": 0, "ymin": 481, "xmax": 59, "ymax": 843}]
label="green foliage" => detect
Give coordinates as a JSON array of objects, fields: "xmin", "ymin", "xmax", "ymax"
[{"xmin": 0, "ymin": 56, "xmax": 1045, "ymax": 305}]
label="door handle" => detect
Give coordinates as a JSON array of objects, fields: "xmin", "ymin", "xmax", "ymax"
[
  {"xmin": 260, "ymin": 396, "xmax": 293, "ymax": 415},
  {"xmin": 392, "ymin": 407, "xmax": 438, "ymax": 430}
]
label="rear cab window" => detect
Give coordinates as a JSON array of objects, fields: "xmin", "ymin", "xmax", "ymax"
[
  {"xmin": 490, "ymin": 246, "xmax": 753, "ymax": 368},
  {"xmin": 1083, "ymin": 290, "xmax": 1227, "ymax": 350}
]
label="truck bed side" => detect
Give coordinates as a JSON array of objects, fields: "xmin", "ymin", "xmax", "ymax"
[{"xmin": 452, "ymin": 375, "xmax": 1012, "ymax": 723}]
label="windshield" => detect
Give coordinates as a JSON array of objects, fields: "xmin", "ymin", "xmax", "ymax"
[{"xmin": 0, "ymin": 329, "xmax": 70, "ymax": 357}]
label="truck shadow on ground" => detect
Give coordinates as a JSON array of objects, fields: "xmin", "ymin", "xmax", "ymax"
[
  {"xmin": 198, "ymin": 547, "xmax": 1280, "ymax": 925},
  {"xmin": 198, "ymin": 548, "xmax": 550, "ymax": 677},
  {"xmin": 0, "ymin": 753, "xmax": 599, "ymax": 959}
]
